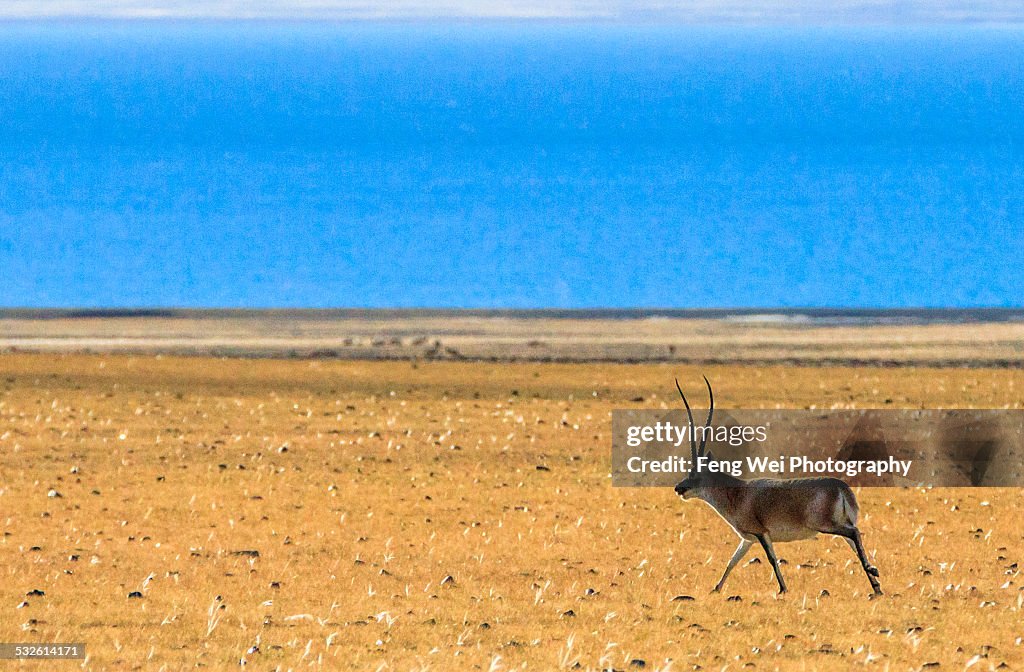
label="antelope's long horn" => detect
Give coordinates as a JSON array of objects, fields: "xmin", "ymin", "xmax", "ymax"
[
  {"xmin": 675, "ymin": 378, "xmax": 698, "ymax": 465},
  {"xmin": 700, "ymin": 375, "xmax": 714, "ymax": 457}
]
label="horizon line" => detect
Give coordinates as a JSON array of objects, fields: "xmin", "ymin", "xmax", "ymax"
[
  {"xmin": 4, "ymin": 15, "xmax": 1024, "ymax": 27},
  {"xmin": 3, "ymin": 308, "xmax": 1023, "ymax": 314}
]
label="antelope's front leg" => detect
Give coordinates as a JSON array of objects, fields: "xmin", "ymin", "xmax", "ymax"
[
  {"xmin": 754, "ymin": 533, "xmax": 788, "ymax": 594},
  {"xmin": 713, "ymin": 537, "xmax": 753, "ymax": 592}
]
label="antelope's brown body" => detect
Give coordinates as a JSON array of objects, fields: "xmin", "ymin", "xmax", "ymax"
[{"xmin": 701, "ymin": 477, "xmax": 858, "ymax": 541}]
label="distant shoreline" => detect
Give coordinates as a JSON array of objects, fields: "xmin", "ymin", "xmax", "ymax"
[
  {"xmin": 2, "ymin": 307, "xmax": 1024, "ymax": 326},
  {"xmin": 2, "ymin": 309, "xmax": 1024, "ymax": 367}
]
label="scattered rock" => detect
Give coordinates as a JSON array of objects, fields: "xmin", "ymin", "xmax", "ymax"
[
  {"xmin": 672, "ymin": 595, "xmax": 695, "ymax": 602},
  {"xmin": 127, "ymin": 591, "xmax": 143, "ymax": 599}
]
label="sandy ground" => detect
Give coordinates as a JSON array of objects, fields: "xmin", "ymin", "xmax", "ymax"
[{"xmin": 0, "ymin": 353, "xmax": 1021, "ymax": 670}]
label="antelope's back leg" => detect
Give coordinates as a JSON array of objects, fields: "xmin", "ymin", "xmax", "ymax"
[{"xmin": 828, "ymin": 525, "xmax": 882, "ymax": 595}]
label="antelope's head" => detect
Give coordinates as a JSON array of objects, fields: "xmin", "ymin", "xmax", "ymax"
[{"xmin": 673, "ymin": 376, "xmax": 715, "ymax": 500}]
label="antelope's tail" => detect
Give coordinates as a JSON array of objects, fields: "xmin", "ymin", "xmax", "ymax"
[{"xmin": 837, "ymin": 482, "xmax": 860, "ymax": 527}]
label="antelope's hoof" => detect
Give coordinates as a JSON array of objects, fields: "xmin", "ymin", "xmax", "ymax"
[{"xmin": 870, "ymin": 588, "xmax": 883, "ymax": 598}]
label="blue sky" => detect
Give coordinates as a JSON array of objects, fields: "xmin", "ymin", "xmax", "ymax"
[{"xmin": 5, "ymin": 1, "xmax": 1024, "ymax": 22}]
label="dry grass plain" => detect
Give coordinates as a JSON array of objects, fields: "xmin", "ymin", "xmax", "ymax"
[{"xmin": 0, "ymin": 353, "xmax": 1022, "ymax": 670}]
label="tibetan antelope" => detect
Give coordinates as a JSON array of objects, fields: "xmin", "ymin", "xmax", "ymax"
[{"xmin": 673, "ymin": 377, "xmax": 882, "ymax": 596}]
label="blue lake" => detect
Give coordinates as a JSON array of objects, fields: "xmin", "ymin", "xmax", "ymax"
[{"xmin": 1, "ymin": 22, "xmax": 1021, "ymax": 307}]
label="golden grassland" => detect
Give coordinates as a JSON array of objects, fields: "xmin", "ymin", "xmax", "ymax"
[{"xmin": 0, "ymin": 353, "xmax": 1022, "ymax": 670}]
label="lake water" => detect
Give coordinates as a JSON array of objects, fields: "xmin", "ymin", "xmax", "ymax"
[{"xmin": 1, "ymin": 22, "xmax": 1021, "ymax": 307}]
